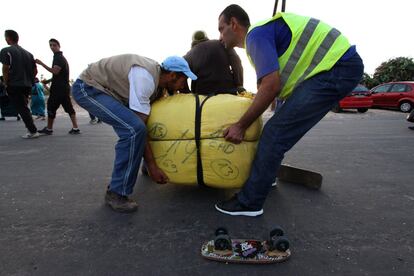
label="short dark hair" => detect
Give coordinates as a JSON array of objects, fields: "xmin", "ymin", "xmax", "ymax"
[
  {"xmin": 220, "ymin": 4, "xmax": 250, "ymax": 28},
  {"xmin": 49, "ymin": 38, "xmax": 60, "ymax": 47},
  {"xmin": 160, "ymin": 67, "xmax": 186, "ymax": 79},
  {"xmin": 5, "ymin": 30, "xmax": 19, "ymax": 43},
  {"xmin": 160, "ymin": 67, "xmax": 171, "ymax": 75}
]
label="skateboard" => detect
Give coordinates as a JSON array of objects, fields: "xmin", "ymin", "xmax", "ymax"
[
  {"xmin": 277, "ymin": 164, "xmax": 322, "ymax": 190},
  {"xmin": 201, "ymin": 227, "xmax": 291, "ymax": 264}
]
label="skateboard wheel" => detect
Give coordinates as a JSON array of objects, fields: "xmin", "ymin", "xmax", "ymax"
[
  {"xmin": 215, "ymin": 227, "xmax": 229, "ymax": 236},
  {"xmin": 214, "ymin": 234, "xmax": 232, "ymax": 251},
  {"xmin": 268, "ymin": 236, "xmax": 290, "ymax": 252},
  {"xmin": 269, "ymin": 226, "xmax": 284, "ymax": 238}
]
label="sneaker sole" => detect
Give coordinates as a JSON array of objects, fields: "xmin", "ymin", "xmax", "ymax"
[
  {"xmin": 21, "ymin": 135, "xmax": 40, "ymax": 139},
  {"xmin": 215, "ymin": 204, "xmax": 263, "ymax": 217},
  {"xmin": 104, "ymin": 196, "xmax": 138, "ymax": 213},
  {"xmin": 105, "ymin": 202, "xmax": 138, "ymax": 213}
]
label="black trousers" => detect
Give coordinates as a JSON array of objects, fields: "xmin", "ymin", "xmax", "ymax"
[
  {"xmin": 7, "ymin": 86, "xmax": 37, "ymax": 133},
  {"xmin": 47, "ymin": 85, "xmax": 75, "ymax": 119}
]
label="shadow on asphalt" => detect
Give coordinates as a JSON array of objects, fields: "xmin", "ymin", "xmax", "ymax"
[{"xmin": 0, "ymin": 109, "xmax": 413, "ymax": 275}]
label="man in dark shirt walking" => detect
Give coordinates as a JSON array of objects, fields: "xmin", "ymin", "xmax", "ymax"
[
  {"xmin": 36, "ymin": 38, "xmax": 80, "ymax": 135},
  {"xmin": 184, "ymin": 30, "xmax": 244, "ymax": 95},
  {"xmin": 0, "ymin": 30, "xmax": 40, "ymax": 138}
]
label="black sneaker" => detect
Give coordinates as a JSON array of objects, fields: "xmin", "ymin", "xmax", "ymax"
[
  {"xmin": 68, "ymin": 128, "xmax": 81, "ymax": 135},
  {"xmin": 409, "ymin": 126, "xmax": 414, "ymax": 130},
  {"xmin": 38, "ymin": 127, "xmax": 53, "ymax": 135},
  {"xmin": 141, "ymin": 165, "xmax": 149, "ymax": 176},
  {"xmin": 105, "ymin": 190, "xmax": 138, "ymax": 213},
  {"xmin": 215, "ymin": 195, "xmax": 263, "ymax": 217}
]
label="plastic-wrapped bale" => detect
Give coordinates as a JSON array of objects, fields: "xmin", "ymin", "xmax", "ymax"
[{"xmin": 147, "ymin": 93, "xmax": 262, "ymax": 188}]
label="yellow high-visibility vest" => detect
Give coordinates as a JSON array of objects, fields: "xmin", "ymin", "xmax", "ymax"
[{"xmin": 247, "ymin": 12, "xmax": 351, "ymax": 99}]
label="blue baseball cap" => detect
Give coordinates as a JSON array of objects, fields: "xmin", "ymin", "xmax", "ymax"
[{"xmin": 161, "ymin": 56, "xmax": 197, "ymax": 80}]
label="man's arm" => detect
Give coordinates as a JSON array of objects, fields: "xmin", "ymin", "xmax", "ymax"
[
  {"xmin": 42, "ymin": 78, "xmax": 52, "ymax": 85},
  {"xmin": 2, "ymin": 64, "xmax": 9, "ymax": 87},
  {"xmin": 35, "ymin": 59, "xmax": 61, "ymax": 75},
  {"xmin": 128, "ymin": 66, "xmax": 169, "ymax": 184},
  {"xmin": 33, "ymin": 61, "xmax": 38, "ymax": 80},
  {"xmin": 227, "ymin": 48, "xmax": 244, "ymax": 88},
  {"xmin": 224, "ymin": 71, "xmax": 281, "ymax": 144},
  {"xmin": 135, "ymin": 112, "xmax": 169, "ymax": 184}
]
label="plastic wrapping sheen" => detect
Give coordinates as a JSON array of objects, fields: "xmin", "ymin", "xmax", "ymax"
[
  {"xmin": 147, "ymin": 93, "xmax": 262, "ymax": 188},
  {"xmin": 147, "ymin": 94, "xmax": 262, "ymax": 141}
]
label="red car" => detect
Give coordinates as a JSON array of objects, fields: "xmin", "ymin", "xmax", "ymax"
[
  {"xmin": 370, "ymin": 81, "xmax": 414, "ymax": 112},
  {"xmin": 332, "ymin": 84, "xmax": 373, "ymax": 113}
]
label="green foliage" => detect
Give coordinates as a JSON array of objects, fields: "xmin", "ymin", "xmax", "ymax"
[
  {"xmin": 375, "ymin": 57, "xmax": 414, "ymax": 83},
  {"xmin": 362, "ymin": 57, "xmax": 414, "ymax": 89},
  {"xmin": 361, "ymin": 73, "xmax": 379, "ymax": 89}
]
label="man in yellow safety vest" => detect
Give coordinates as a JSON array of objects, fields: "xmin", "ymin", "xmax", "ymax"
[{"xmin": 215, "ymin": 4, "xmax": 364, "ymax": 216}]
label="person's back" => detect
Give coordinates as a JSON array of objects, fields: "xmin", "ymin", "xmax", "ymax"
[
  {"xmin": 0, "ymin": 45, "xmax": 35, "ymax": 88},
  {"xmin": 184, "ymin": 32, "xmax": 243, "ymax": 95},
  {"xmin": 0, "ymin": 30, "xmax": 39, "ymax": 137}
]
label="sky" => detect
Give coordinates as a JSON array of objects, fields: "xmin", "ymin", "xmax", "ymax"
[{"xmin": 1, "ymin": 0, "xmax": 413, "ymax": 92}]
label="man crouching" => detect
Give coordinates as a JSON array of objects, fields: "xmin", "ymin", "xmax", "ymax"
[{"xmin": 72, "ymin": 54, "xmax": 197, "ymax": 213}]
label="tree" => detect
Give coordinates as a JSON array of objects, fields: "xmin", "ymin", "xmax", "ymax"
[
  {"xmin": 361, "ymin": 72, "xmax": 379, "ymax": 89},
  {"xmin": 372, "ymin": 57, "xmax": 414, "ymax": 84}
]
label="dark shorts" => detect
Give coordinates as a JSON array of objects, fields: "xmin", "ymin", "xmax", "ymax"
[{"xmin": 47, "ymin": 86, "xmax": 75, "ymax": 118}]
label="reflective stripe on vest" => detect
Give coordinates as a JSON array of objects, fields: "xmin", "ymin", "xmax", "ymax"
[
  {"xmin": 280, "ymin": 18, "xmax": 320, "ymax": 87},
  {"xmin": 294, "ymin": 27, "xmax": 342, "ymax": 85},
  {"xmin": 247, "ymin": 13, "xmax": 350, "ymax": 99}
]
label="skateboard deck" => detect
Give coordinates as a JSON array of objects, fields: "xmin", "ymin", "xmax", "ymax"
[
  {"xmin": 201, "ymin": 239, "xmax": 291, "ymax": 264},
  {"xmin": 277, "ymin": 164, "xmax": 322, "ymax": 189}
]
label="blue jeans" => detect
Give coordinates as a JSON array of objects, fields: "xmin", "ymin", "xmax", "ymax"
[
  {"xmin": 238, "ymin": 53, "xmax": 364, "ymax": 209},
  {"xmin": 72, "ymin": 79, "xmax": 146, "ymax": 196}
]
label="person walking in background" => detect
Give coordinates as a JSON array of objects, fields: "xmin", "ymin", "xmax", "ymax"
[
  {"xmin": 407, "ymin": 108, "xmax": 414, "ymax": 130},
  {"xmin": 35, "ymin": 38, "xmax": 80, "ymax": 135},
  {"xmin": 30, "ymin": 77, "xmax": 46, "ymax": 120},
  {"xmin": 0, "ymin": 77, "xmax": 20, "ymax": 121},
  {"xmin": 215, "ymin": 5, "xmax": 364, "ymax": 216},
  {"xmin": 183, "ymin": 30, "xmax": 244, "ymax": 95},
  {"xmin": 0, "ymin": 76, "xmax": 8, "ymax": 120},
  {"xmin": 0, "ymin": 76, "xmax": 4, "ymax": 120},
  {"xmin": 71, "ymin": 54, "xmax": 197, "ymax": 213},
  {"xmin": 0, "ymin": 30, "xmax": 39, "ymax": 137}
]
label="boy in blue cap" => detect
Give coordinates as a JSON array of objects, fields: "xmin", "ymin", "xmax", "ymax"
[{"xmin": 72, "ymin": 54, "xmax": 197, "ymax": 213}]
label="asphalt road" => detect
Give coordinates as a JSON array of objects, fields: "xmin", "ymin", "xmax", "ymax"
[{"xmin": 0, "ymin": 107, "xmax": 413, "ymax": 275}]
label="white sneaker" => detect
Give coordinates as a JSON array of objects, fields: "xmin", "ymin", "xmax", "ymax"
[
  {"xmin": 90, "ymin": 118, "xmax": 99, "ymax": 125},
  {"xmin": 21, "ymin": 132, "xmax": 40, "ymax": 139},
  {"xmin": 272, "ymin": 178, "xmax": 278, "ymax": 187}
]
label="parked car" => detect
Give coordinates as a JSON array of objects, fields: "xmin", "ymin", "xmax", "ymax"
[
  {"xmin": 370, "ymin": 81, "xmax": 414, "ymax": 112},
  {"xmin": 332, "ymin": 84, "xmax": 372, "ymax": 113}
]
